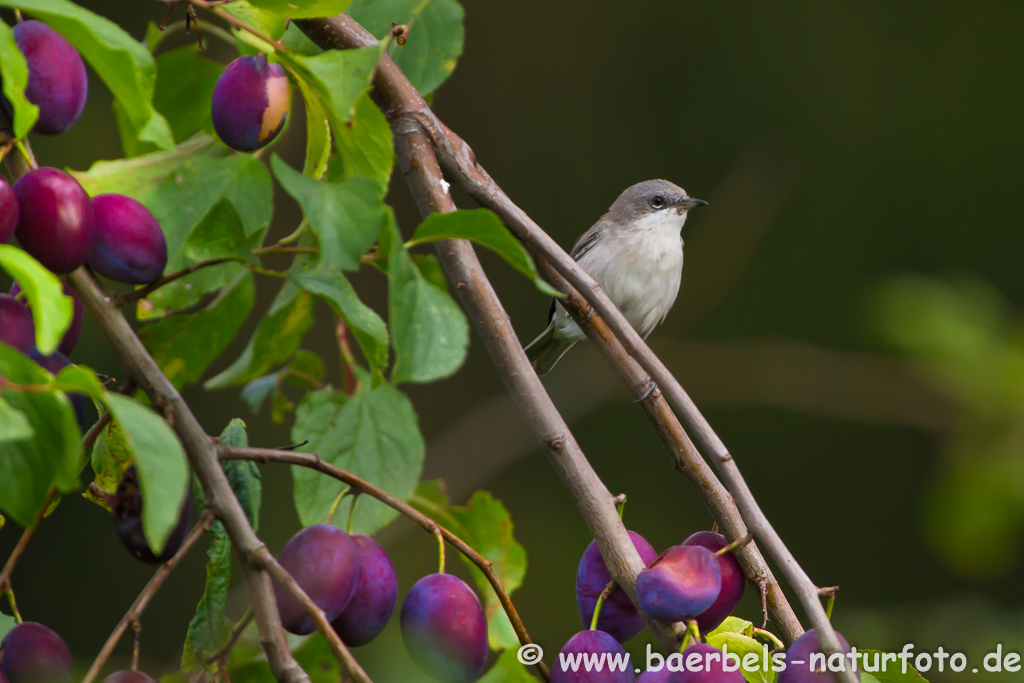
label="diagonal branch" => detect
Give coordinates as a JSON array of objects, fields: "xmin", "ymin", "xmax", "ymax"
[{"xmin": 219, "ymin": 445, "xmax": 550, "ymax": 682}]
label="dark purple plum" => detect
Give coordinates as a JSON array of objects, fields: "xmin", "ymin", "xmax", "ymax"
[
  {"xmin": 400, "ymin": 573, "xmax": 488, "ymax": 683},
  {"xmin": 577, "ymin": 530, "xmax": 657, "ymax": 643},
  {"xmin": 0, "ymin": 622, "xmax": 73, "ymax": 683},
  {"xmin": 274, "ymin": 524, "xmax": 360, "ymax": 635},
  {"xmin": 331, "ymin": 533, "xmax": 397, "ymax": 646},
  {"xmin": 0, "ymin": 177, "xmax": 18, "ymax": 243},
  {"xmin": 9, "ymin": 21, "xmax": 88, "ymax": 135},
  {"xmin": 636, "ymin": 545, "xmax": 721, "ymax": 622},
  {"xmin": 0, "ymin": 293, "xmax": 34, "ymax": 353},
  {"xmin": 211, "ymin": 54, "xmax": 291, "ymax": 152},
  {"xmin": 87, "ymin": 194, "xmax": 167, "ymax": 284},
  {"xmin": 684, "ymin": 532, "xmax": 745, "ymax": 632},
  {"xmin": 14, "ymin": 168, "xmax": 94, "ymax": 274},
  {"xmin": 10, "ymin": 281, "xmax": 83, "ymax": 355},
  {"xmin": 676, "ymin": 644, "xmax": 745, "ymax": 683},
  {"xmin": 635, "ymin": 669, "xmax": 672, "ymax": 683},
  {"xmin": 778, "ymin": 629, "xmax": 852, "ymax": 683},
  {"xmin": 112, "ymin": 465, "xmax": 192, "ymax": 564},
  {"xmin": 551, "ymin": 630, "xmax": 634, "ymax": 683},
  {"xmin": 101, "ymin": 673, "xmax": 157, "ymax": 683}
]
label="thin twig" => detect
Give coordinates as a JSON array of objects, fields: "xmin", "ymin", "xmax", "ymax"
[
  {"xmin": 0, "ymin": 488, "xmax": 58, "ymax": 593},
  {"xmin": 82, "ymin": 511, "xmax": 214, "ymax": 683},
  {"xmin": 206, "ymin": 609, "xmax": 253, "ymax": 665},
  {"xmin": 112, "ymin": 258, "xmax": 236, "ymax": 306},
  {"xmin": 190, "ymin": 0, "xmax": 287, "ymax": 50},
  {"xmin": 219, "ymin": 445, "xmax": 550, "ymax": 682}
]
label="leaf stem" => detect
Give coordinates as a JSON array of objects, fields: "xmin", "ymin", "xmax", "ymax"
[
  {"xmin": 346, "ymin": 494, "xmax": 359, "ymax": 535},
  {"xmin": 433, "ymin": 525, "xmax": 446, "ymax": 574},
  {"xmin": 589, "ymin": 580, "xmax": 616, "ymax": 631},
  {"xmin": 325, "ymin": 489, "xmax": 351, "ymax": 525},
  {"xmin": 679, "ymin": 619, "xmax": 700, "ymax": 652},
  {"xmin": 206, "ymin": 608, "xmax": 253, "ymax": 665},
  {"xmin": 714, "ymin": 532, "xmax": 754, "ymax": 557},
  {"xmin": 190, "ymin": 0, "xmax": 287, "ymax": 51}
]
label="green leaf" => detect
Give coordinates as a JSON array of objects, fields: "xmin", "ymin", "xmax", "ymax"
[
  {"xmin": 477, "ymin": 649, "xmax": 536, "ymax": 683},
  {"xmin": 271, "ymin": 155, "xmax": 388, "ymax": 271},
  {"xmin": 0, "ymin": 18, "xmax": 39, "ymax": 137},
  {"xmin": 0, "ymin": 245, "xmax": 73, "ymax": 356},
  {"xmin": 104, "ymin": 394, "xmax": 189, "ymax": 555},
  {"xmin": 220, "ymin": 419, "xmax": 261, "ymax": 531},
  {"xmin": 249, "ymin": 0, "xmax": 351, "ymax": 19},
  {"xmin": 347, "ymin": 0, "xmax": 464, "ymax": 95},
  {"xmin": 240, "ymin": 374, "xmax": 277, "ymax": 415},
  {"xmin": 279, "ymin": 45, "xmax": 381, "ymax": 126},
  {"xmin": 0, "ymin": 0, "xmax": 173, "ymax": 149},
  {"xmin": 412, "ymin": 253, "xmax": 449, "ymax": 292},
  {"xmin": 857, "ymin": 651, "xmax": 928, "ymax": 683},
  {"xmin": 181, "ymin": 520, "xmax": 231, "ymax": 680},
  {"xmin": 153, "ymin": 45, "xmax": 224, "ymax": 145},
  {"xmin": 291, "ymin": 384, "xmax": 425, "ymax": 535},
  {"xmin": 333, "ymin": 92, "xmax": 394, "ymax": 187},
  {"xmin": 0, "ymin": 346, "xmax": 80, "ymax": 525},
  {"xmin": 86, "ymin": 420, "xmax": 132, "ymax": 511},
  {"xmin": 205, "ymin": 282, "xmax": 314, "ymax": 388},
  {"xmin": 703, "ymin": 632, "xmax": 775, "ymax": 683},
  {"xmin": 408, "ymin": 209, "xmax": 553, "ymax": 293},
  {"xmin": 386, "ymin": 221, "xmax": 469, "ymax": 384},
  {"xmin": 0, "ymin": 612, "xmax": 15, "ymax": 639},
  {"xmin": 184, "ymin": 200, "xmax": 257, "ymax": 265},
  {"xmin": 0, "ymin": 396, "xmax": 32, "ymax": 444},
  {"xmin": 288, "ymin": 267, "xmax": 389, "ymax": 373},
  {"xmin": 220, "ymin": 0, "xmax": 288, "ymax": 43},
  {"xmin": 140, "ymin": 272, "xmax": 255, "ymax": 389},
  {"xmin": 708, "ymin": 616, "xmax": 755, "ymax": 638},
  {"xmin": 285, "ymin": 350, "xmax": 325, "ymax": 389},
  {"xmin": 52, "ymin": 364, "xmax": 106, "ymax": 400},
  {"xmin": 296, "ymin": 75, "xmax": 331, "ymax": 179},
  {"xmin": 292, "ymin": 635, "xmax": 341, "ymax": 683}
]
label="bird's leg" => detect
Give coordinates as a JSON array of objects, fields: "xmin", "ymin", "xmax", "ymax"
[{"xmin": 634, "ymin": 375, "xmax": 659, "ymax": 403}]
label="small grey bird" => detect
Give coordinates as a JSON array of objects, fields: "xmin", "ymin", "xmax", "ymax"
[{"xmin": 525, "ymin": 179, "xmax": 706, "ymax": 375}]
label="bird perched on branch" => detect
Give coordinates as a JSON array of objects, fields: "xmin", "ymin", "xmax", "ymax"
[{"xmin": 525, "ymin": 179, "xmax": 706, "ymax": 376}]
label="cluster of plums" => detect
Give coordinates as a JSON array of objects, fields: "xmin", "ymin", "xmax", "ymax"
[{"xmin": 272, "ymin": 524, "xmax": 489, "ymax": 682}]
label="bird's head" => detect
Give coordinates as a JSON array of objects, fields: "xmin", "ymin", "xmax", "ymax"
[{"xmin": 610, "ymin": 179, "xmax": 707, "ymax": 231}]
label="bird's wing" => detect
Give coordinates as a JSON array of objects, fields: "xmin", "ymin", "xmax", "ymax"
[{"xmin": 545, "ymin": 218, "xmax": 609, "ymax": 323}]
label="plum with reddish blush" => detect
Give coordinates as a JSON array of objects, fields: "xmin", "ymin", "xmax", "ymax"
[
  {"xmin": 331, "ymin": 533, "xmax": 398, "ymax": 646},
  {"xmin": 551, "ymin": 630, "xmax": 634, "ymax": 683},
  {"xmin": 211, "ymin": 54, "xmax": 291, "ymax": 152},
  {"xmin": 636, "ymin": 544, "xmax": 721, "ymax": 622},
  {"xmin": 0, "ymin": 294, "xmax": 34, "ymax": 353},
  {"xmin": 102, "ymin": 673, "xmax": 158, "ymax": 683},
  {"xmin": 8, "ymin": 21, "xmax": 88, "ymax": 135},
  {"xmin": 635, "ymin": 669, "xmax": 672, "ymax": 683},
  {"xmin": 0, "ymin": 178, "xmax": 18, "ymax": 243},
  {"xmin": 11, "ymin": 281, "xmax": 83, "ymax": 355},
  {"xmin": 88, "ymin": 194, "xmax": 167, "ymax": 284},
  {"xmin": 577, "ymin": 530, "xmax": 658, "ymax": 643},
  {"xmin": 676, "ymin": 643, "xmax": 744, "ymax": 683},
  {"xmin": 778, "ymin": 629, "xmax": 852, "ymax": 683},
  {"xmin": 0, "ymin": 622, "xmax": 73, "ymax": 683},
  {"xmin": 14, "ymin": 168, "xmax": 94, "ymax": 274},
  {"xmin": 683, "ymin": 531, "xmax": 746, "ymax": 632},
  {"xmin": 401, "ymin": 573, "xmax": 488, "ymax": 683},
  {"xmin": 112, "ymin": 465, "xmax": 192, "ymax": 564},
  {"xmin": 274, "ymin": 524, "xmax": 360, "ymax": 634}
]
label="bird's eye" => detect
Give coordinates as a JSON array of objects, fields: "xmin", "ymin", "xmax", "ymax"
[{"xmin": 650, "ymin": 195, "xmax": 666, "ymax": 209}]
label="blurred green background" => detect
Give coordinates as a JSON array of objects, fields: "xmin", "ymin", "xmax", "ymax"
[{"xmin": 4, "ymin": 1, "xmax": 1024, "ymax": 681}]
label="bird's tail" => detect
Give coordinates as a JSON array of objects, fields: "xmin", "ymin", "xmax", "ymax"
[{"xmin": 524, "ymin": 324, "xmax": 577, "ymax": 376}]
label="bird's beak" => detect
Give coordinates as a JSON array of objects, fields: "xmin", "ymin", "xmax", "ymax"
[{"xmin": 677, "ymin": 197, "xmax": 708, "ymax": 208}]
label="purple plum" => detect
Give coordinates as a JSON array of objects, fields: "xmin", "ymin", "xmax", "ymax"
[
  {"xmin": 551, "ymin": 630, "xmax": 635, "ymax": 683},
  {"xmin": 274, "ymin": 524, "xmax": 360, "ymax": 635},
  {"xmin": 211, "ymin": 54, "xmax": 291, "ymax": 152},
  {"xmin": 87, "ymin": 194, "xmax": 167, "ymax": 284},
  {"xmin": 101, "ymin": 673, "xmax": 157, "ymax": 683},
  {"xmin": 676, "ymin": 643, "xmax": 745, "ymax": 683},
  {"xmin": 0, "ymin": 177, "xmax": 18, "ymax": 243},
  {"xmin": 778, "ymin": 629, "xmax": 852, "ymax": 683},
  {"xmin": 9, "ymin": 21, "xmax": 88, "ymax": 135},
  {"xmin": 112, "ymin": 465, "xmax": 192, "ymax": 564},
  {"xmin": 400, "ymin": 573, "xmax": 488, "ymax": 683},
  {"xmin": 14, "ymin": 167, "xmax": 94, "ymax": 274},
  {"xmin": 577, "ymin": 530, "xmax": 658, "ymax": 643},
  {"xmin": 0, "ymin": 293, "xmax": 34, "ymax": 353},
  {"xmin": 331, "ymin": 533, "xmax": 397, "ymax": 646},
  {"xmin": 0, "ymin": 622, "xmax": 73, "ymax": 683},
  {"xmin": 683, "ymin": 532, "xmax": 746, "ymax": 632},
  {"xmin": 10, "ymin": 281, "xmax": 83, "ymax": 355},
  {"xmin": 635, "ymin": 669, "xmax": 672, "ymax": 683},
  {"xmin": 636, "ymin": 545, "xmax": 721, "ymax": 622}
]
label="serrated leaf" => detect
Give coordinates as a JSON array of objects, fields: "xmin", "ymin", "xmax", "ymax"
[
  {"xmin": 288, "ymin": 267, "xmax": 389, "ymax": 373},
  {"xmin": 334, "ymin": 92, "xmax": 394, "ymax": 187},
  {"xmin": 272, "ymin": 155, "xmax": 388, "ymax": 272},
  {"xmin": 181, "ymin": 520, "xmax": 231, "ymax": 680},
  {"xmin": 0, "ymin": 0, "xmax": 173, "ymax": 149},
  {"xmin": 0, "ymin": 345, "xmax": 80, "ymax": 525},
  {"xmin": 220, "ymin": 419, "xmax": 260, "ymax": 531},
  {"xmin": 87, "ymin": 420, "xmax": 132, "ymax": 511},
  {"xmin": 205, "ymin": 281, "xmax": 314, "ymax": 389},
  {"xmin": 291, "ymin": 384, "xmax": 424, "ymax": 535},
  {"xmin": 104, "ymin": 394, "xmax": 189, "ymax": 555},
  {"xmin": 140, "ymin": 272, "xmax": 255, "ymax": 389},
  {"xmin": 0, "ymin": 18, "xmax": 39, "ymax": 137},
  {"xmin": 0, "ymin": 396, "xmax": 32, "ymax": 443},
  {"xmin": 0, "ymin": 245, "xmax": 73, "ymax": 356},
  {"xmin": 477, "ymin": 649, "xmax": 536, "ymax": 683},
  {"xmin": 386, "ymin": 220, "xmax": 469, "ymax": 384},
  {"xmin": 347, "ymin": 0, "xmax": 464, "ymax": 96}
]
